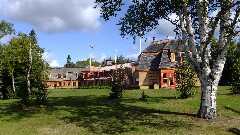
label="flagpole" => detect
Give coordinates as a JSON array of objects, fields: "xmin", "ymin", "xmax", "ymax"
[
  {"xmin": 115, "ymin": 49, "xmax": 117, "ymax": 64},
  {"xmin": 139, "ymin": 31, "xmax": 143, "ymax": 54},
  {"xmin": 89, "ymin": 45, "xmax": 93, "ymax": 67}
]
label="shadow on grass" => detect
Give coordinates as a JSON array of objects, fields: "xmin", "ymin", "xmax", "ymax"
[
  {"xmin": 0, "ymin": 96, "xmax": 195, "ymax": 134},
  {"xmin": 0, "ymin": 100, "xmax": 42, "ymax": 121},
  {"xmin": 228, "ymin": 128, "xmax": 240, "ymax": 135},
  {"xmin": 225, "ymin": 106, "xmax": 240, "ymax": 115},
  {"xmin": 46, "ymin": 96, "xmax": 195, "ymax": 134}
]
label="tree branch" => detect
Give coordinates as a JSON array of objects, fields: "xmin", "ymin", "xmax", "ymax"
[
  {"xmin": 197, "ymin": 0, "xmax": 208, "ymax": 53},
  {"xmin": 229, "ymin": 6, "xmax": 240, "ymax": 35},
  {"xmin": 183, "ymin": 3, "xmax": 200, "ymax": 61},
  {"xmin": 205, "ymin": 11, "xmax": 221, "ymax": 46}
]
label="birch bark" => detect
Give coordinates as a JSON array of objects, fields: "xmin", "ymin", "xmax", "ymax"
[{"xmin": 27, "ymin": 43, "xmax": 32, "ymax": 94}]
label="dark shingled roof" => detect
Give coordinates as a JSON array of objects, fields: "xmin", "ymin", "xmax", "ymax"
[
  {"xmin": 48, "ymin": 67, "xmax": 86, "ymax": 81},
  {"xmin": 137, "ymin": 53, "xmax": 161, "ymax": 70},
  {"xmin": 136, "ymin": 40, "xmax": 182, "ymax": 70}
]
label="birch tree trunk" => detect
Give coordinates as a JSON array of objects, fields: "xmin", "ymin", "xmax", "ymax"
[
  {"xmin": 197, "ymin": 57, "xmax": 226, "ymax": 119},
  {"xmin": 27, "ymin": 43, "xmax": 32, "ymax": 94},
  {"xmin": 12, "ymin": 73, "xmax": 16, "ymax": 92}
]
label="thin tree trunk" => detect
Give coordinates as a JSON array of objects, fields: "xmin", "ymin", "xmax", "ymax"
[
  {"xmin": 27, "ymin": 43, "xmax": 32, "ymax": 94},
  {"xmin": 12, "ymin": 73, "xmax": 15, "ymax": 92}
]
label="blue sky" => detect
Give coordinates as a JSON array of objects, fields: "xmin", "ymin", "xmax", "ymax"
[{"xmin": 0, "ymin": 0, "xmax": 181, "ymax": 67}]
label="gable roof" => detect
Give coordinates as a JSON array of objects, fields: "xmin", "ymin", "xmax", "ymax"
[{"xmin": 136, "ymin": 39, "xmax": 182, "ymax": 70}]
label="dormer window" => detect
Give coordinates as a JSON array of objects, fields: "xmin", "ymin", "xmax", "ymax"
[
  {"xmin": 57, "ymin": 74, "xmax": 62, "ymax": 79},
  {"xmin": 175, "ymin": 53, "xmax": 181, "ymax": 62},
  {"xmin": 182, "ymin": 52, "xmax": 187, "ymax": 61}
]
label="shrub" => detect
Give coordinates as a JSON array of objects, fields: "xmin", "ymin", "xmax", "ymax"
[
  {"xmin": 109, "ymin": 79, "xmax": 124, "ymax": 99},
  {"xmin": 231, "ymin": 59, "xmax": 240, "ymax": 94},
  {"xmin": 139, "ymin": 91, "xmax": 149, "ymax": 100},
  {"xmin": 175, "ymin": 61, "xmax": 197, "ymax": 98}
]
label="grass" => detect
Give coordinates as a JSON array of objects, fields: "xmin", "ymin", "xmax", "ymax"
[{"xmin": 0, "ymin": 87, "xmax": 239, "ymax": 135}]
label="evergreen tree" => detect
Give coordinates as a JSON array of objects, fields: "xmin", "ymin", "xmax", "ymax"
[{"xmin": 64, "ymin": 55, "xmax": 75, "ymax": 68}]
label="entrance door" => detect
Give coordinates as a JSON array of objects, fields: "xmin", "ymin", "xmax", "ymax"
[{"xmin": 161, "ymin": 72, "xmax": 175, "ymax": 88}]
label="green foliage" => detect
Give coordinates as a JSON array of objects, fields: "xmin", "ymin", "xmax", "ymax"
[
  {"xmin": 231, "ymin": 58, "xmax": 240, "ymax": 94},
  {"xmin": 175, "ymin": 61, "xmax": 197, "ymax": 99},
  {"xmin": 109, "ymin": 73, "xmax": 124, "ymax": 99},
  {"xmin": 64, "ymin": 55, "xmax": 76, "ymax": 68},
  {"xmin": 0, "ymin": 20, "xmax": 15, "ymax": 39},
  {"xmin": 112, "ymin": 55, "xmax": 130, "ymax": 65},
  {"xmin": 139, "ymin": 91, "xmax": 149, "ymax": 100},
  {"xmin": 0, "ymin": 30, "xmax": 49, "ymax": 105},
  {"xmin": 31, "ymin": 86, "xmax": 49, "ymax": 105},
  {"xmin": 75, "ymin": 59, "xmax": 101, "ymax": 67},
  {"xmin": 211, "ymin": 39, "xmax": 240, "ymax": 85}
]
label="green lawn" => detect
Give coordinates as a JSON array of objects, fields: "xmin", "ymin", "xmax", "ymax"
[{"xmin": 0, "ymin": 87, "xmax": 239, "ymax": 135}]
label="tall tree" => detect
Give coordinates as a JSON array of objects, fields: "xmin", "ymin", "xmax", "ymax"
[
  {"xmin": 1, "ymin": 32, "xmax": 49, "ymax": 104},
  {"xmin": 0, "ymin": 20, "xmax": 15, "ymax": 99},
  {"xmin": 0, "ymin": 20, "xmax": 15, "ymax": 40},
  {"xmin": 64, "ymin": 55, "xmax": 75, "ymax": 68},
  {"xmin": 95, "ymin": 0, "xmax": 240, "ymax": 119}
]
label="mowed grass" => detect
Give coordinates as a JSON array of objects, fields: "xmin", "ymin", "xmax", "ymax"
[{"xmin": 0, "ymin": 87, "xmax": 239, "ymax": 135}]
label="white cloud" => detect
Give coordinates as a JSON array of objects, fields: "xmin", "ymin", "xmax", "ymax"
[
  {"xmin": 131, "ymin": 45, "xmax": 138, "ymax": 50},
  {"xmin": 0, "ymin": 34, "xmax": 14, "ymax": 44},
  {"xmin": 0, "ymin": 0, "xmax": 101, "ymax": 33},
  {"xmin": 96, "ymin": 53, "xmax": 107, "ymax": 62},
  {"xmin": 49, "ymin": 60, "xmax": 60, "ymax": 67},
  {"xmin": 155, "ymin": 14, "xmax": 178, "ymax": 38},
  {"xmin": 126, "ymin": 53, "xmax": 139, "ymax": 60},
  {"xmin": 42, "ymin": 51, "xmax": 53, "ymax": 61},
  {"xmin": 42, "ymin": 51, "xmax": 61, "ymax": 67}
]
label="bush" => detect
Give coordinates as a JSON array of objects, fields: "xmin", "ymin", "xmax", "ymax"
[
  {"xmin": 175, "ymin": 61, "xmax": 197, "ymax": 98},
  {"xmin": 139, "ymin": 91, "xmax": 149, "ymax": 100},
  {"xmin": 31, "ymin": 84, "xmax": 49, "ymax": 105},
  {"xmin": 109, "ymin": 79, "xmax": 124, "ymax": 99},
  {"xmin": 231, "ymin": 59, "xmax": 240, "ymax": 94}
]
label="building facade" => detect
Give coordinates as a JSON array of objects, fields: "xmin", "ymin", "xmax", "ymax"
[
  {"xmin": 132, "ymin": 39, "xmax": 199, "ymax": 89},
  {"xmin": 46, "ymin": 63, "xmax": 132, "ymax": 89}
]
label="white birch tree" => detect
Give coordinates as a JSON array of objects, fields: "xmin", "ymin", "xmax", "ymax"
[
  {"xmin": 27, "ymin": 43, "xmax": 32, "ymax": 94},
  {"xmin": 95, "ymin": 0, "xmax": 240, "ymax": 119}
]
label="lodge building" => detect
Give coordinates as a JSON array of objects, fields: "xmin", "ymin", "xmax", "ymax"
[{"xmin": 45, "ymin": 39, "xmax": 200, "ymax": 89}]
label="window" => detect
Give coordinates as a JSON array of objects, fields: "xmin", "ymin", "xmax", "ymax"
[
  {"xmin": 175, "ymin": 53, "xmax": 181, "ymax": 62},
  {"xmin": 163, "ymin": 73, "xmax": 167, "ymax": 85},
  {"xmin": 171, "ymin": 53, "xmax": 175, "ymax": 62},
  {"xmin": 169, "ymin": 74, "xmax": 174, "ymax": 86},
  {"xmin": 73, "ymin": 82, "xmax": 76, "ymax": 86},
  {"xmin": 68, "ymin": 82, "xmax": 70, "ymax": 86},
  {"xmin": 182, "ymin": 52, "xmax": 186, "ymax": 61}
]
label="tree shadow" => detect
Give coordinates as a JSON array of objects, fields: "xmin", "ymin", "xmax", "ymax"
[
  {"xmin": 228, "ymin": 128, "xmax": 240, "ymax": 135},
  {"xmin": 0, "ymin": 100, "xmax": 42, "ymax": 121},
  {"xmin": 225, "ymin": 106, "xmax": 240, "ymax": 115},
  {"xmin": 0, "ymin": 96, "xmax": 196, "ymax": 134},
  {"xmin": 45, "ymin": 96, "xmax": 195, "ymax": 134},
  {"xmin": 155, "ymin": 96, "xmax": 178, "ymax": 100}
]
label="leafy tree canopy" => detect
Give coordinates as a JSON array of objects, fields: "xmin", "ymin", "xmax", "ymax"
[{"xmin": 95, "ymin": 0, "xmax": 240, "ymax": 119}]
